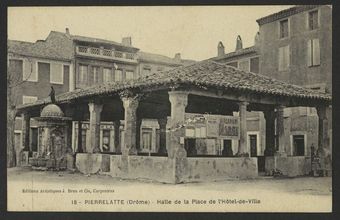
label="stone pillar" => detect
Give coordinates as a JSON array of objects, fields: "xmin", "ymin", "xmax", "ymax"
[
  {"xmin": 316, "ymin": 105, "xmax": 331, "ymax": 176},
  {"xmin": 113, "ymin": 120, "xmax": 121, "ymax": 153},
  {"xmin": 18, "ymin": 112, "xmax": 31, "ymax": 166},
  {"xmin": 158, "ymin": 118, "xmax": 168, "ymax": 154},
  {"xmin": 317, "ymin": 105, "xmax": 329, "ymax": 153},
  {"xmin": 122, "ymin": 96, "xmax": 139, "ymax": 156},
  {"xmin": 237, "ymin": 101, "xmax": 249, "ymax": 156},
  {"xmin": 275, "ymin": 105, "xmax": 287, "ymax": 156},
  {"xmin": 168, "ymin": 91, "xmax": 188, "ymax": 159},
  {"xmin": 135, "ymin": 118, "xmax": 142, "ymax": 152},
  {"xmin": 22, "ymin": 113, "xmax": 30, "ymax": 152},
  {"xmin": 264, "ymin": 109, "xmax": 275, "ymax": 156},
  {"xmin": 88, "ymin": 102, "xmax": 103, "ymax": 153},
  {"xmin": 168, "ymin": 91, "xmax": 188, "ymax": 183}
]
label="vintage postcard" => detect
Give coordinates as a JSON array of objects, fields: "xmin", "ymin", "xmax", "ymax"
[{"xmin": 7, "ymin": 5, "xmax": 332, "ymax": 212}]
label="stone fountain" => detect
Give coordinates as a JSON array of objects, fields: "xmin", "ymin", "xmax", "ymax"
[{"xmin": 29, "ymin": 104, "xmax": 72, "ymax": 170}]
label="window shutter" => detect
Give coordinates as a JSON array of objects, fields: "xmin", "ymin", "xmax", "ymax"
[
  {"xmin": 307, "ymin": 40, "xmax": 312, "ymax": 67},
  {"xmin": 285, "ymin": 45, "xmax": 290, "ymax": 68},
  {"xmin": 50, "ymin": 63, "xmax": 63, "ymax": 84},
  {"xmin": 23, "ymin": 60, "xmax": 31, "ymax": 80},
  {"xmin": 313, "ymin": 39, "xmax": 320, "ymax": 66},
  {"xmin": 278, "ymin": 47, "xmax": 283, "ymax": 71}
]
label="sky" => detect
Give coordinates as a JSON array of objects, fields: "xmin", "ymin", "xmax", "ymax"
[{"xmin": 8, "ymin": 6, "xmax": 293, "ymax": 61}]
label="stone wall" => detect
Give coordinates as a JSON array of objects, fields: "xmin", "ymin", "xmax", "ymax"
[
  {"xmin": 182, "ymin": 157, "xmax": 258, "ymax": 182},
  {"xmin": 265, "ymin": 156, "xmax": 311, "ymax": 177},
  {"xmin": 76, "ymin": 153, "xmax": 111, "ymax": 174},
  {"xmin": 110, "ymin": 155, "xmax": 175, "ymax": 183},
  {"xmin": 259, "ymin": 6, "xmax": 332, "ymax": 92},
  {"xmin": 77, "ymin": 154, "xmax": 259, "ymax": 183}
]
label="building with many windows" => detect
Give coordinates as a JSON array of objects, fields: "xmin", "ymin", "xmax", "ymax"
[
  {"xmin": 8, "ymin": 37, "xmax": 73, "ymax": 164},
  {"xmin": 8, "ymin": 29, "xmax": 195, "ymax": 164},
  {"xmin": 210, "ymin": 5, "xmax": 332, "ymax": 172}
]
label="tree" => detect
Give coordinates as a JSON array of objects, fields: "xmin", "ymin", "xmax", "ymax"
[{"xmin": 7, "ymin": 56, "xmax": 33, "ymax": 167}]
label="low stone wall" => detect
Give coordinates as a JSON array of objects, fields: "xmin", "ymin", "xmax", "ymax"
[
  {"xmin": 110, "ymin": 155, "xmax": 175, "ymax": 183},
  {"xmin": 265, "ymin": 156, "xmax": 311, "ymax": 177},
  {"xmin": 76, "ymin": 153, "xmax": 111, "ymax": 174},
  {"xmin": 183, "ymin": 157, "xmax": 258, "ymax": 182},
  {"xmin": 77, "ymin": 153, "xmax": 259, "ymax": 183}
]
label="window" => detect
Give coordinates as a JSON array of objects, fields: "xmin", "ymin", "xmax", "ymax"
[
  {"xmin": 142, "ymin": 68, "xmax": 151, "ymax": 76},
  {"xmin": 50, "ymin": 63, "xmax": 63, "ymax": 84},
  {"xmin": 78, "ymin": 65, "xmax": 88, "ymax": 85},
  {"xmin": 115, "ymin": 69, "xmax": 123, "ymax": 81},
  {"xmin": 278, "ymin": 45, "xmax": 290, "ymax": 71},
  {"xmin": 23, "ymin": 60, "xmax": 38, "ymax": 82},
  {"xmin": 125, "ymin": 70, "xmax": 134, "ymax": 80},
  {"xmin": 103, "ymin": 68, "xmax": 112, "ymax": 83},
  {"xmin": 37, "ymin": 62, "xmax": 50, "ymax": 84},
  {"xmin": 307, "ymin": 39, "xmax": 320, "ymax": 67},
  {"xmin": 22, "ymin": 62, "xmax": 38, "ymax": 82},
  {"xmin": 141, "ymin": 128, "xmax": 152, "ymax": 151},
  {"xmin": 250, "ymin": 57, "xmax": 260, "ymax": 73},
  {"xmin": 92, "ymin": 66, "xmax": 99, "ymax": 84},
  {"xmin": 23, "ymin": 95, "xmax": 38, "ymax": 104},
  {"xmin": 279, "ymin": 19, "xmax": 289, "ymax": 38},
  {"xmin": 102, "ymin": 129, "xmax": 111, "ymax": 152},
  {"xmin": 308, "ymin": 10, "xmax": 319, "ymax": 30},
  {"xmin": 238, "ymin": 59, "xmax": 250, "ymax": 72},
  {"xmin": 9, "ymin": 59, "xmax": 24, "ymax": 82}
]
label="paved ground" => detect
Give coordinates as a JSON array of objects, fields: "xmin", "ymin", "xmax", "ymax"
[{"xmin": 7, "ymin": 167, "xmax": 332, "ymax": 212}]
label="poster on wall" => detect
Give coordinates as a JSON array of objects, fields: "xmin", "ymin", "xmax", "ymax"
[
  {"xmin": 219, "ymin": 116, "xmax": 240, "ymax": 139},
  {"xmin": 206, "ymin": 116, "xmax": 219, "ymax": 137}
]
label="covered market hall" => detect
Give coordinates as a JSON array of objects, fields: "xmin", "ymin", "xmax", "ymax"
[{"xmin": 16, "ymin": 60, "xmax": 332, "ymax": 183}]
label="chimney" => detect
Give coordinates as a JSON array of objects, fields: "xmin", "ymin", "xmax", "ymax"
[
  {"xmin": 122, "ymin": 37, "xmax": 132, "ymax": 46},
  {"xmin": 217, "ymin": 41, "xmax": 225, "ymax": 57},
  {"xmin": 254, "ymin": 31, "xmax": 260, "ymax": 47},
  {"xmin": 65, "ymin": 27, "xmax": 70, "ymax": 36},
  {"xmin": 235, "ymin": 35, "xmax": 243, "ymax": 51},
  {"xmin": 174, "ymin": 53, "xmax": 181, "ymax": 62}
]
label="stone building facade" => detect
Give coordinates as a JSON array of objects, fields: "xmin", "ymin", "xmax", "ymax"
[
  {"xmin": 8, "ymin": 38, "xmax": 73, "ymax": 164},
  {"xmin": 211, "ymin": 5, "xmax": 332, "ymax": 170},
  {"xmin": 8, "ymin": 29, "xmax": 195, "ymax": 163}
]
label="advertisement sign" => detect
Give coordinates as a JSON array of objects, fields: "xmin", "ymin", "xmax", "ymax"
[
  {"xmin": 206, "ymin": 116, "xmax": 219, "ymax": 137},
  {"xmin": 219, "ymin": 116, "xmax": 240, "ymax": 139}
]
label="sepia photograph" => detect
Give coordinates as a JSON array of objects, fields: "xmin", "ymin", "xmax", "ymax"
[{"xmin": 6, "ymin": 5, "xmax": 332, "ymax": 212}]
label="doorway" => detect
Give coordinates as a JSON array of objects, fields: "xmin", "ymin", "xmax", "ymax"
[
  {"xmin": 185, "ymin": 138, "xmax": 196, "ymax": 156},
  {"xmin": 249, "ymin": 134, "xmax": 257, "ymax": 157},
  {"xmin": 222, "ymin": 139, "xmax": 233, "ymax": 157},
  {"xmin": 30, "ymin": 127, "xmax": 38, "ymax": 152},
  {"xmin": 293, "ymin": 135, "xmax": 305, "ymax": 156}
]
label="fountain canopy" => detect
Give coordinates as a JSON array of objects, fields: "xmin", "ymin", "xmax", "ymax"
[
  {"xmin": 37, "ymin": 104, "xmax": 71, "ymax": 121},
  {"xmin": 41, "ymin": 104, "xmax": 64, "ymax": 117}
]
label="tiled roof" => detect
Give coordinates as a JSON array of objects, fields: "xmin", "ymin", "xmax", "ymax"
[
  {"xmin": 212, "ymin": 46, "xmax": 258, "ymax": 61},
  {"xmin": 256, "ymin": 5, "xmax": 320, "ymax": 26},
  {"xmin": 17, "ymin": 60, "xmax": 331, "ymax": 111},
  {"xmin": 138, "ymin": 51, "xmax": 195, "ymax": 66},
  {"xmin": 8, "ymin": 32, "xmax": 74, "ymax": 61}
]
